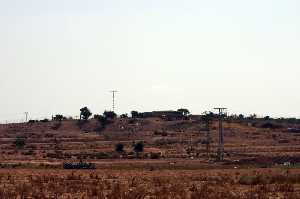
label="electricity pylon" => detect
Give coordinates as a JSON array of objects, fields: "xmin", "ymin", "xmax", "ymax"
[{"xmin": 214, "ymin": 108, "xmax": 227, "ymax": 161}]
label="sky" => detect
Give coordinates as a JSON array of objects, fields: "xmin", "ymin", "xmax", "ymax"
[{"xmin": 0, "ymin": 0, "xmax": 300, "ymax": 122}]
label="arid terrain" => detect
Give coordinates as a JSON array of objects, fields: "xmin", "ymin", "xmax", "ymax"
[{"xmin": 1, "ymin": 117, "xmax": 300, "ymax": 198}]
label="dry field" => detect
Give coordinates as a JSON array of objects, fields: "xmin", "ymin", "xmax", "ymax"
[
  {"xmin": 1, "ymin": 118, "xmax": 300, "ymax": 198},
  {"xmin": 1, "ymin": 168, "xmax": 300, "ymax": 198}
]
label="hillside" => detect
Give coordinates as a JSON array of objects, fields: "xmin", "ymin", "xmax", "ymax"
[{"xmin": 1, "ymin": 117, "xmax": 299, "ymax": 168}]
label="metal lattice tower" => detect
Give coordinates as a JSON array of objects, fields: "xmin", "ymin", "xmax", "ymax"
[
  {"xmin": 203, "ymin": 112, "xmax": 213, "ymax": 158},
  {"xmin": 110, "ymin": 90, "xmax": 118, "ymax": 112},
  {"xmin": 214, "ymin": 108, "xmax": 227, "ymax": 161}
]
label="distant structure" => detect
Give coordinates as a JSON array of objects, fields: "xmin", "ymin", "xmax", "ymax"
[
  {"xmin": 214, "ymin": 108, "xmax": 227, "ymax": 161},
  {"xmin": 110, "ymin": 90, "xmax": 118, "ymax": 112},
  {"xmin": 140, "ymin": 111, "xmax": 184, "ymax": 120}
]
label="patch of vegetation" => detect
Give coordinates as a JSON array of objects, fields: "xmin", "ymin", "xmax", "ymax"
[
  {"xmin": 115, "ymin": 143, "xmax": 124, "ymax": 153},
  {"xmin": 95, "ymin": 152, "xmax": 112, "ymax": 159},
  {"xmin": 133, "ymin": 141, "xmax": 144, "ymax": 158},
  {"xmin": 14, "ymin": 138, "xmax": 26, "ymax": 149}
]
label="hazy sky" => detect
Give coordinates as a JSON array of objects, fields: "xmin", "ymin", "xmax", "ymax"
[{"xmin": 1, "ymin": 0, "xmax": 300, "ymax": 122}]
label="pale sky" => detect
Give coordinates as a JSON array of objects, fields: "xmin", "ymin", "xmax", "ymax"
[{"xmin": 0, "ymin": 0, "xmax": 300, "ymax": 122}]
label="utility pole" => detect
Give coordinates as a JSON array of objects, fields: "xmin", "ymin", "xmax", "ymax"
[
  {"xmin": 214, "ymin": 108, "xmax": 227, "ymax": 161},
  {"xmin": 110, "ymin": 90, "xmax": 118, "ymax": 112},
  {"xmin": 24, "ymin": 112, "xmax": 28, "ymax": 123}
]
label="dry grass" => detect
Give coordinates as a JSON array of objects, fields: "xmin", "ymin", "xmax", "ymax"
[{"xmin": 0, "ymin": 169, "xmax": 299, "ymax": 198}]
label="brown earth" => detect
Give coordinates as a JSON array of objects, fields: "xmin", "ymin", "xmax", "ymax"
[{"xmin": 1, "ymin": 118, "xmax": 300, "ymax": 198}]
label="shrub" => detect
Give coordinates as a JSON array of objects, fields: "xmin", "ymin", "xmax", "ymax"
[
  {"xmin": 95, "ymin": 152, "xmax": 112, "ymax": 159},
  {"xmin": 134, "ymin": 141, "xmax": 144, "ymax": 153},
  {"xmin": 150, "ymin": 152, "xmax": 161, "ymax": 159},
  {"xmin": 103, "ymin": 111, "xmax": 117, "ymax": 119},
  {"xmin": 120, "ymin": 114, "xmax": 128, "ymax": 118},
  {"xmin": 115, "ymin": 143, "xmax": 124, "ymax": 153},
  {"xmin": 14, "ymin": 138, "xmax": 26, "ymax": 149},
  {"xmin": 53, "ymin": 115, "xmax": 64, "ymax": 121},
  {"xmin": 260, "ymin": 122, "xmax": 283, "ymax": 129}
]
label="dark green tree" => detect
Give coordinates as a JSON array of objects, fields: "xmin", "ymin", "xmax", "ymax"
[
  {"xmin": 103, "ymin": 111, "xmax": 117, "ymax": 119},
  {"xmin": 53, "ymin": 114, "xmax": 64, "ymax": 121},
  {"xmin": 131, "ymin": 111, "xmax": 139, "ymax": 118},
  {"xmin": 80, "ymin": 107, "xmax": 92, "ymax": 120},
  {"xmin": 177, "ymin": 108, "xmax": 190, "ymax": 116}
]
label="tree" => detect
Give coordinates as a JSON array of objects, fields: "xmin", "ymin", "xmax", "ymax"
[
  {"xmin": 120, "ymin": 114, "xmax": 128, "ymax": 118},
  {"xmin": 177, "ymin": 108, "xmax": 190, "ymax": 116},
  {"xmin": 53, "ymin": 114, "xmax": 64, "ymax": 121},
  {"xmin": 238, "ymin": 114, "xmax": 245, "ymax": 120},
  {"xmin": 103, "ymin": 111, "xmax": 117, "ymax": 119},
  {"xmin": 80, "ymin": 107, "xmax": 92, "ymax": 120},
  {"xmin": 115, "ymin": 143, "xmax": 124, "ymax": 153},
  {"xmin": 249, "ymin": 114, "xmax": 257, "ymax": 120},
  {"xmin": 131, "ymin": 111, "xmax": 139, "ymax": 118}
]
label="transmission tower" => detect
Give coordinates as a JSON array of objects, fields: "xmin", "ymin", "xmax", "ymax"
[
  {"xmin": 214, "ymin": 108, "xmax": 227, "ymax": 161},
  {"xmin": 203, "ymin": 112, "xmax": 213, "ymax": 159},
  {"xmin": 110, "ymin": 90, "xmax": 118, "ymax": 112}
]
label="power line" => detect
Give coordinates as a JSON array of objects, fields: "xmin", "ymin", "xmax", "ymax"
[
  {"xmin": 214, "ymin": 107, "xmax": 227, "ymax": 161},
  {"xmin": 110, "ymin": 90, "xmax": 118, "ymax": 112}
]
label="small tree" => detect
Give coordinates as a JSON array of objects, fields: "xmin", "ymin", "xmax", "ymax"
[
  {"xmin": 131, "ymin": 111, "xmax": 139, "ymax": 118},
  {"xmin": 133, "ymin": 141, "xmax": 144, "ymax": 158},
  {"xmin": 53, "ymin": 114, "xmax": 64, "ymax": 121},
  {"xmin": 115, "ymin": 143, "xmax": 124, "ymax": 153},
  {"xmin": 14, "ymin": 138, "xmax": 26, "ymax": 149},
  {"xmin": 120, "ymin": 114, "xmax": 128, "ymax": 118},
  {"xmin": 80, "ymin": 107, "xmax": 92, "ymax": 120},
  {"xmin": 238, "ymin": 114, "xmax": 245, "ymax": 120}
]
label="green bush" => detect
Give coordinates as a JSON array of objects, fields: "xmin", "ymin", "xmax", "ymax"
[
  {"xmin": 14, "ymin": 138, "xmax": 26, "ymax": 149},
  {"xmin": 95, "ymin": 152, "xmax": 112, "ymax": 159},
  {"xmin": 134, "ymin": 141, "xmax": 144, "ymax": 153},
  {"xmin": 115, "ymin": 143, "xmax": 124, "ymax": 153}
]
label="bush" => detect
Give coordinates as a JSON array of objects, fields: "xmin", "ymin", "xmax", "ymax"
[
  {"xmin": 14, "ymin": 138, "xmax": 26, "ymax": 149},
  {"xmin": 53, "ymin": 115, "xmax": 64, "ymax": 121},
  {"xmin": 115, "ymin": 143, "xmax": 124, "ymax": 153},
  {"xmin": 103, "ymin": 111, "xmax": 117, "ymax": 119},
  {"xmin": 134, "ymin": 141, "xmax": 144, "ymax": 153},
  {"xmin": 260, "ymin": 122, "xmax": 283, "ymax": 129},
  {"xmin": 95, "ymin": 152, "xmax": 112, "ymax": 159},
  {"xmin": 150, "ymin": 152, "xmax": 161, "ymax": 159},
  {"xmin": 120, "ymin": 114, "xmax": 128, "ymax": 118}
]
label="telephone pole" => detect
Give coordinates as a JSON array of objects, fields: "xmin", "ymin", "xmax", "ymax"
[
  {"xmin": 24, "ymin": 112, "xmax": 29, "ymax": 122},
  {"xmin": 214, "ymin": 108, "xmax": 227, "ymax": 161},
  {"xmin": 110, "ymin": 90, "xmax": 118, "ymax": 112}
]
